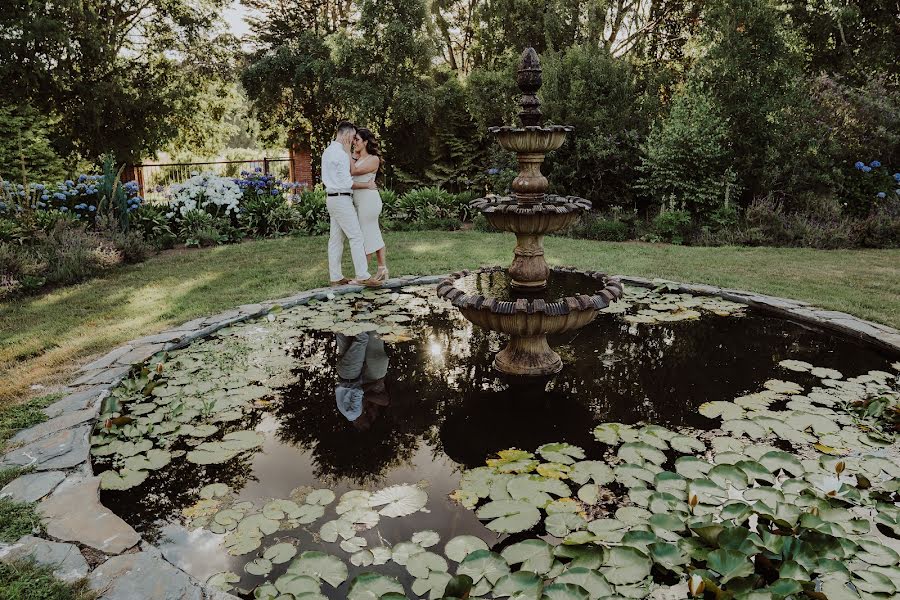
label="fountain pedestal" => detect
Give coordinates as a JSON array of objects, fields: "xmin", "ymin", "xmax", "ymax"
[{"xmin": 436, "ymin": 47, "xmax": 624, "ymax": 376}]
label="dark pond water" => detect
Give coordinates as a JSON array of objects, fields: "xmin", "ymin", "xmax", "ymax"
[
  {"xmin": 450, "ymin": 269, "xmax": 610, "ymax": 302},
  {"xmin": 98, "ymin": 284, "xmax": 896, "ymax": 598}
]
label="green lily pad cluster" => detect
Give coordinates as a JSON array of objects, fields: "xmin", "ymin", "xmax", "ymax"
[
  {"xmin": 442, "ymin": 363, "xmax": 899, "ymax": 600},
  {"xmin": 600, "ymin": 285, "xmax": 746, "ymax": 324}
]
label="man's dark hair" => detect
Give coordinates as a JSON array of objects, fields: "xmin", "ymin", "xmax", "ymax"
[{"xmin": 336, "ymin": 120, "xmax": 356, "ymax": 136}]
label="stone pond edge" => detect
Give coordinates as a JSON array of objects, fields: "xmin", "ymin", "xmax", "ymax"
[{"xmin": 1, "ymin": 272, "xmax": 898, "ymax": 599}]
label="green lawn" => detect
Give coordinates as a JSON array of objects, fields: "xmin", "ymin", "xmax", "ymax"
[{"xmin": 2, "ymin": 231, "xmax": 899, "ymax": 406}]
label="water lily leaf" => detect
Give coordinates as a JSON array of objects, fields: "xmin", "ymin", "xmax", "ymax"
[
  {"xmin": 779, "ymin": 359, "xmax": 812, "ymax": 372},
  {"xmin": 541, "ymin": 583, "xmax": 590, "ymax": 600},
  {"xmin": 351, "ymin": 550, "xmax": 374, "ymax": 567},
  {"xmin": 758, "ymin": 451, "xmax": 805, "ymax": 476},
  {"xmin": 224, "ymin": 530, "xmax": 262, "ymax": 556},
  {"xmin": 392, "ymin": 542, "xmax": 425, "ymax": 566},
  {"xmin": 369, "ymin": 484, "xmax": 428, "ymax": 517},
  {"xmin": 340, "ymin": 507, "xmax": 380, "ymax": 528},
  {"xmin": 811, "ymin": 367, "xmax": 843, "ymax": 380},
  {"xmin": 670, "ymin": 435, "xmax": 706, "ymax": 454},
  {"xmin": 263, "ymin": 499, "xmax": 301, "ymax": 520},
  {"xmin": 536, "ymin": 463, "xmax": 572, "ymax": 479},
  {"xmin": 764, "ymin": 380, "xmax": 803, "ymax": 394},
  {"xmin": 488, "ymin": 449, "xmax": 535, "ymax": 468},
  {"xmin": 458, "ymin": 468, "xmax": 493, "ymax": 498},
  {"xmin": 347, "ymin": 572, "xmax": 403, "ymax": 600},
  {"xmin": 340, "ymin": 536, "xmax": 368, "ymax": 553},
  {"xmin": 411, "ymin": 572, "xmax": 452, "ymax": 600},
  {"xmin": 220, "ymin": 429, "xmax": 265, "ymax": 450},
  {"xmin": 288, "ymin": 551, "xmax": 349, "ymax": 588},
  {"xmin": 722, "ymin": 419, "xmax": 767, "ymax": 439},
  {"xmin": 445, "ymin": 535, "xmax": 489, "ymax": 563},
  {"xmin": 371, "ymin": 546, "xmax": 393, "ymax": 565},
  {"xmin": 274, "ymin": 573, "xmax": 320, "ymax": 596},
  {"xmin": 406, "ymin": 551, "xmax": 448, "ymax": 579},
  {"xmin": 648, "ymin": 542, "xmax": 689, "ymax": 572},
  {"xmin": 457, "ymin": 549, "xmax": 510, "ymax": 585},
  {"xmin": 263, "ymin": 542, "xmax": 297, "ymax": 565},
  {"xmin": 508, "ymin": 475, "xmax": 569, "ymax": 504},
  {"xmin": 569, "ymin": 461, "xmax": 614, "ymax": 486},
  {"xmin": 476, "ymin": 500, "xmax": 541, "ymax": 534},
  {"xmin": 615, "ymin": 506, "xmax": 652, "ymax": 525},
  {"xmin": 306, "ymin": 489, "xmax": 336, "ymax": 506},
  {"xmin": 706, "ymin": 549, "xmax": 754, "ymax": 584},
  {"xmin": 600, "ymin": 547, "xmax": 651, "ymax": 585},
  {"xmin": 501, "ymin": 539, "xmax": 554, "ymax": 575},
  {"xmin": 554, "ymin": 567, "xmax": 613, "ymax": 599},
  {"xmin": 238, "ymin": 513, "xmax": 279, "ymax": 536},
  {"xmin": 577, "ymin": 484, "xmax": 600, "ymax": 505},
  {"xmin": 214, "ymin": 508, "xmax": 242, "ymax": 529},
  {"xmin": 99, "ymin": 468, "xmax": 148, "ymax": 490},
  {"xmin": 492, "ymin": 571, "xmax": 543, "ymax": 599},
  {"xmin": 654, "ymin": 472, "xmax": 687, "ymax": 495},
  {"xmin": 593, "ymin": 423, "xmax": 638, "ymax": 446},
  {"xmin": 586, "ymin": 519, "xmax": 628, "ymax": 542},
  {"xmin": 687, "ymin": 478, "xmax": 728, "ymax": 503},
  {"xmin": 207, "ymin": 571, "xmax": 240, "ymax": 592},
  {"xmin": 786, "ymin": 412, "xmax": 839, "ymax": 435},
  {"xmin": 538, "ymin": 442, "xmax": 586, "ymax": 465},
  {"xmin": 614, "ymin": 463, "xmax": 656, "ymax": 488},
  {"xmin": 122, "ymin": 448, "xmax": 171, "ymax": 471},
  {"xmin": 546, "ymin": 512, "xmax": 587, "ymax": 538},
  {"xmin": 199, "ymin": 483, "xmax": 230, "ymax": 499},
  {"xmin": 699, "ymin": 401, "xmax": 745, "ymax": 421},
  {"xmin": 337, "ymin": 490, "xmax": 372, "ymax": 513},
  {"xmin": 618, "ymin": 442, "xmax": 666, "ymax": 465},
  {"xmin": 707, "ymin": 464, "xmax": 749, "ymax": 489},
  {"xmin": 855, "ymin": 539, "xmax": 900, "ymax": 566},
  {"xmin": 319, "ymin": 519, "xmax": 356, "ymax": 543},
  {"xmin": 674, "ymin": 456, "xmax": 713, "ymax": 479},
  {"xmin": 410, "ymin": 530, "xmax": 440, "ymax": 548},
  {"xmin": 245, "ymin": 557, "xmax": 273, "ymax": 576},
  {"xmin": 186, "ymin": 446, "xmax": 240, "ymax": 465},
  {"xmin": 295, "ymin": 504, "xmax": 325, "ymax": 524}
]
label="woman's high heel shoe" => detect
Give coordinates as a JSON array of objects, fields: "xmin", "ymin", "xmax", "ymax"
[{"xmin": 375, "ymin": 267, "xmax": 389, "ymax": 282}]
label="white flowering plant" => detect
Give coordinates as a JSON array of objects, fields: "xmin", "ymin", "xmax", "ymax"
[{"xmin": 165, "ymin": 172, "xmax": 242, "ymax": 221}]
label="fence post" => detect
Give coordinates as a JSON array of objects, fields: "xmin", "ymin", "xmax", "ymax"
[
  {"xmin": 263, "ymin": 158, "xmax": 270, "ymax": 175},
  {"xmin": 289, "ymin": 143, "xmax": 313, "ymax": 188}
]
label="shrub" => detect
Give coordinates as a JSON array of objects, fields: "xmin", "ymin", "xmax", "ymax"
[
  {"xmin": 651, "ymin": 210, "xmax": 694, "ymax": 244},
  {"xmin": 566, "ymin": 214, "xmax": 631, "ymax": 241},
  {"xmin": 472, "ymin": 213, "xmax": 493, "ymax": 232},
  {"xmin": 0, "ymin": 243, "xmax": 44, "ymax": 298},
  {"xmin": 294, "ymin": 187, "xmax": 329, "ymax": 235},
  {"xmin": 385, "ymin": 217, "xmax": 462, "ymax": 232},
  {"xmin": 639, "ymin": 86, "xmax": 739, "ymax": 218},
  {"xmin": 34, "ymin": 218, "xmax": 117, "ymax": 285},
  {"xmin": 130, "ymin": 204, "xmax": 175, "ymax": 249},
  {"xmin": 395, "ymin": 187, "xmax": 456, "ymax": 221},
  {"xmin": 178, "ymin": 211, "xmax": 222, "ymax": 247},
  {"xmin": 239, "ymin": 194, "xmax": 299, "ymax": 238}
]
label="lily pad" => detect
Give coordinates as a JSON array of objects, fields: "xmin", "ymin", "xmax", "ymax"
[
  {"xmin": 347, "ymin": 573, "xmax": 404, "ymax": 600},
  {"xmin": 369, "ymin": 484, "xmax": 428, "ymax": 517},
  {"xmin": 501, "ymin": 539, "xmax": 554, "ymax": 575},
  {"xmin": 411, "ymin": 530, "xmax": 440, "ymax": 548},
  {"xmin": 245, "ymin": 557, "xmax": 273, "ymax": 576},
  {"xmin": 707, "ymin": 548, "xmax": 755, "ymax": 583},
  {"xmin": 406, "ymin": 551, "xmax": 448, "ymax": 579},
  {"xmin": 493, "ymin": 571, "xmax": 544, "ymax": 599},
  {"xmin": 541, "ymin": 582, "xmax": 590, "ymax": 600},
  {"xmin": 600, "ymin": 546, "xmax": 652, "ymax": 585},
  {"xmin": 287, "ymin": 551, "xmax": 349, "ymax": 588},
  {"xmin": 263, "ymin": 542, "xmax": 298, "ymax": 564},
  {"xmin": 538, "ymin": 442, "xmax": 586, "ymax": 465},
  {"xmin": 476, "ymin": 500, "xmax": 542, "ymax": 534},
  {"xmin": 444, "ymin": 535, "xmax": 489, "ymax": 563},
  {"xmin": 457, "ymin": 549, "xmax": 510, "ymax": 585},
  {"xmin": 554, "ymin": 567, "xmax": 613, "ymax": 599},
  {"xmin": 99, "ymin": 468, "xmax": 148, "ymax": 490}
]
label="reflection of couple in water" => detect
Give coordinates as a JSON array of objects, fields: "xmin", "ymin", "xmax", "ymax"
[{"xmin": 334, "ymin": 331, "xmax": 390, "ymax": 431}]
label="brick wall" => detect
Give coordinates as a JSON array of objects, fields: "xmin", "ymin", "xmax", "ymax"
[{"xmin": 289, "ymin": 143, "xmax": 313, "ymax": 188}]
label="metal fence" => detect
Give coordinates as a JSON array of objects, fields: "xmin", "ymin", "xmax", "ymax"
[{"xmin": 133, "ymin": 158, "xmax": 294, "ymax": 202}]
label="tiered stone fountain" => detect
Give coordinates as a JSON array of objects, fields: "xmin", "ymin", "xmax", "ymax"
[{"xmin": 437, "ymin": 47, "xmax": 623, "ymax": 376}]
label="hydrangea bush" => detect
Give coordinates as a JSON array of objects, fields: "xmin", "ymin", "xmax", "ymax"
[{"xmin": 166, "ymin": 172, "xmax": 242, "ymax": 219}]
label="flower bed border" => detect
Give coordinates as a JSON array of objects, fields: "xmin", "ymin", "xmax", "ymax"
[{"xmin": 1, "ymin": 273, "xmax": 898, "ymax": 599}]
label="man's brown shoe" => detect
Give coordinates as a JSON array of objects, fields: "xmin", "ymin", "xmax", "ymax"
[
  {"xmin": 330, "ymin": 278, "xmax": 350, "ymax": 286},
  {"xmin": 350, "ymin": 277, "xmax": 382, "ymax": 288}
]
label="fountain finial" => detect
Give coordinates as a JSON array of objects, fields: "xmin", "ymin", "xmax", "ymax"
[{"xmin": 517, "ymin": 47, "xmax": 543, "ymax": 126}]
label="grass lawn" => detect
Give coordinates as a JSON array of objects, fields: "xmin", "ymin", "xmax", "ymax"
[{"xmin": 2, "ymin": 231, "xmax": 899, "ymax": 407}]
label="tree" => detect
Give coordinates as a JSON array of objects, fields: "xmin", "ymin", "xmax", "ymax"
[
  {"xmin": 0, "ymin": 103, "xmax": 67, "ymax": 182},
  {"xmin": 0, "ymin": 0, "xmax": 237, "ymax": 164}
]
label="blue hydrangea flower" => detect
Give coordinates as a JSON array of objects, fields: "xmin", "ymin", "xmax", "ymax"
[
  {"xmin": 894, "ymin": 173, "xmax": 900, "ymax": 182},
  {"xmin": 78, "ymin": 174, "xmax": 87, "ymax": 183},
  {"xmin": 34, "ymin": 184, "xmax": 44, "ymax": 191},
  {"xmin": 60, "ymin": 206, "xmax": 68, "ymax": 212},
  {"xmin": 64, "ymin": 179, "xmax": 74, "ymax": 186},
  {"xmin": 53, "ymin": 192, "xmax": 65, "ymax": 201},
  {"xmin": 870, "ymin": 160, "xmax": 881, "ymax": 168},
  {"xmin": 41, "ymin": 194, "xmax": 49, "ymax": 201},
  {"xmin": 854, "ymin": 161, "xmax": 865, "ymax": 170},
  {"xmin": 862, "ymin": 166, "xmax": 872, "ymax": 172},
  {"xmin": 88, "ymin": 205, "xmax": 96, "ymax": 212},
  {"xmin": 877, "ymin": 192, "xmax": 886, "ymax": 199}
]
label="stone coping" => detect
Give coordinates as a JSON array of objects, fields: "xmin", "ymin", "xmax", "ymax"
[
  {"xmin": 487, "ymin": 125, "xmax": 574, "ymax": 133},
  {"xmin": 436, "ymin": 266, "xmax": 624, "ymax": 315},
  {"xmin": 471, "ymin": 194, "xmax": 591, "ymax": 215},
  {"xmin": 1, "ymin": 272, "xmax": 898, "ymax": 598}
]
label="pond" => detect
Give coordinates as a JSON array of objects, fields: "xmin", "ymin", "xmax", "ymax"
[{"xmin": 90, "ymin": 283, "xmax": 900, "ymax": 600}]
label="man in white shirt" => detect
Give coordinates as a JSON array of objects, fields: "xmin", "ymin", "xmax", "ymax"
[{"xmin": 322, "ymin": 121, "xmax": 379, "ymax": 286}]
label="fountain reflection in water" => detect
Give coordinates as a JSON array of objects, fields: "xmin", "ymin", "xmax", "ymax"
[{"xmin": 437, "ymin": 47, "xmax": 624, "ymax": 376}]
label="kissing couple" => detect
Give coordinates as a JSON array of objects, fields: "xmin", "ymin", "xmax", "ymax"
[{"xmin": 322, "ymin": 120, "xmax": 389, "ymax": 287}]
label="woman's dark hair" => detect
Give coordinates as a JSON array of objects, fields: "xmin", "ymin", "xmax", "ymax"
[{"xmin": 356, "ymin": 128, "xmax": 381, "ymax": 157}]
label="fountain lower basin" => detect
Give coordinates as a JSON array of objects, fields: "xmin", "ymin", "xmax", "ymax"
[{"xmin": 436, "ymin": 267, "xmax": 624, "ymax": 376}]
